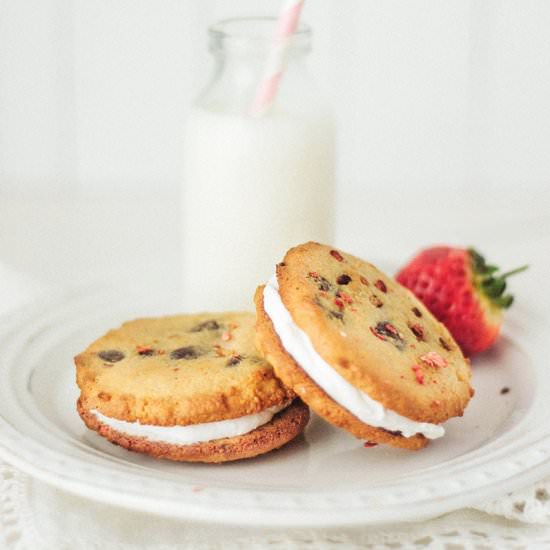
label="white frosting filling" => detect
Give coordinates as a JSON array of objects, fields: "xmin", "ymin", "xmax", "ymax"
[
  {"xmin": 91, "ymin": 404, "xmax": 287, "ymax": 445},
  {"xmin": 263, "ymin": 276, "xmax": 444, "ymax": 439}
]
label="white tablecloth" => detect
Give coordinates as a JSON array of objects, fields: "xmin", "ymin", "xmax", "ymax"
[{"xmin": 2, "ymin": 460, "xmax": 550, "ymax": 549}]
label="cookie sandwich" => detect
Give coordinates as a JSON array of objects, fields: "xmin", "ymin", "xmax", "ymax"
[
  {"xmin": 255, "ymin": 242, "xmax": 473, "ymax": 450},
  {"xmin": 75, "ymin": 312, "xmax": 309, "ymax": 462}
]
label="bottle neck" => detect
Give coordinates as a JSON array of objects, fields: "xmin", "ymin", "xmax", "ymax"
[
  {"xmin": 208, "ymin": 16, "xmax": 312, "ymax": 58},
  {"xmin": 197, "ymin": 17, "xmax": 314, "ymax": 115},
  {"xmin": 208, "ymin": 16, "xmax": 311, "ymax": 82}
]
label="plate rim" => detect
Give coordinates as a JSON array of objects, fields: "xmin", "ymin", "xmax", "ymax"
[{"xmin": 1, "ymin": 287, "xmax": 550, "ymax": 527}]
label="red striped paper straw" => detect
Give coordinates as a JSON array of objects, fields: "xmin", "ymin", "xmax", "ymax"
[{"xmin": 249, "ymin": 0, "xmax": 305, "ymax": 117}]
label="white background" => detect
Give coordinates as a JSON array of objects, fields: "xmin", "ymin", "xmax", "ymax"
[{"xmin": 0, "ymin": 0, "xmax": 548, "ymax": 292}]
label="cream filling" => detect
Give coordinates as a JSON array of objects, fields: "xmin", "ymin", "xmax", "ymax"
[
  {"xmin": 91, "ymin": 404, "xmax": 287, "ymax": 445},
  {"xmin": 263, "ymin": 276, "xmax": 444, "ymax": 439}
]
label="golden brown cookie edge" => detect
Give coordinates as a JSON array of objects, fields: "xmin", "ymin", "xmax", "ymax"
[{"xmin": 78, "ymin": 398, "xmax": 310, "ymax": 463}]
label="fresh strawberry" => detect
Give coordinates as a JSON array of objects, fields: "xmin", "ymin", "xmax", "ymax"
[{"xmin": 396, "ymin": 246, "xmax": 527, "ymax": 357}]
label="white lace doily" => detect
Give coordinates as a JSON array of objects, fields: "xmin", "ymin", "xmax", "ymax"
[{"xmin": 2, "ymin": 462, "xmax": 550, "ymax": 549}]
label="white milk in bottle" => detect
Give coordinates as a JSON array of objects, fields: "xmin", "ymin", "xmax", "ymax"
[{"xmin": 182, "ymin": 18, "xmax": 335, "ymax": 311}]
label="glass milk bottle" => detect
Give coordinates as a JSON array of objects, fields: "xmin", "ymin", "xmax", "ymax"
[{"xmin": 182, "ymin": 17, "xmax": 335, "ymax": 311}]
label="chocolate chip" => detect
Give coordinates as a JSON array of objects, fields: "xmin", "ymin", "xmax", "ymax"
[
  {"xmin": 314, "ymin": 295, "xmax": 344, "ymax": 322},
  {"xmin": 137, "ymin": 347, "xmax": 154, "ymax": 356},
  {"xmin": 328, "ymin": 310, "xmax": 344, "ymax": 321},
  {"xmin": 412, "ymin": 307, "xmax": 422, "ymax": 318},
  {"xmin": 190, "ymin": 320, "xmax": 220, "ymax": 332},
  {"xmin": 409, "ymin": 324, "xmax": 425, "ymax": 341},
  {"xmin": 500, "ymin": 387, "xmax": 510, "ymax": 395},
  {"xmin": 170, "ymin": 346, "xmax": 202, "ymax": 360},
  {"xmin": 336, "ymin": 274, "xmax": 352, "ymax": 285},
  {"xmin": 439, "ymin": 337, "xmax": 452, "ymax": 351},
  {"xmin": 308, "ymin": 272, "xmax": 332, "ymax": 291},
  {"xmin": 226, "ymin": 355, "xmax": 242, "ymax": 367},
  {"xmin": 97, "ymin": 350, "xmax": 125, "ymax": 363},
  {"xmin": 369, "ymin": 295, "xmax": 383, "ymax": 308},
  {"xmin": 317, "ymin": 277, "xmax": 332, "ymax": 292}
]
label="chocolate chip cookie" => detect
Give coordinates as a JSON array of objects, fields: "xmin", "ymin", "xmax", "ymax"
[
  {"xmin": 254, "ymin": 242, "xmax": 473, "ymax": 450},
  {"xmin": 75, "ymin": 312, "xmax": 309, "ymax": 462}
]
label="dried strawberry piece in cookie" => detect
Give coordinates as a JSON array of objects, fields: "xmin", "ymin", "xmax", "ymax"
[
  {"xmin": 337, "ymin": 291, "xmax": 353, "ymax": 304},
  {"xmin": 420, "ymin": 351, "xmax": 448, "ymax": 368},
  {"xmin": 330, "ymin": 249, "xmax": 344, "ymax": 262},
  {"xmin": 411, "ymin": 364, "xmax": 425, "ymax": 385},
  {"xmin": 374, "ymin": 279, "xmax": 387, "ymax": 293}
]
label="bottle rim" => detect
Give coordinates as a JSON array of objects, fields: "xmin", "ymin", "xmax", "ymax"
[{"xmin": 208, "ymin": 16, "xmax": 311, "ymax": 55}]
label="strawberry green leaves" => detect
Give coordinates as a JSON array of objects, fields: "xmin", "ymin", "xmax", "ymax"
[{"xmin": 468, "ymin": 248, "xmax": 528, "ymax": 310}]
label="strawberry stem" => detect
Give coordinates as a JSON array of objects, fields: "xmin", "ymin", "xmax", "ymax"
[
  {"xmin": 500, "ymin": 265, "xmax": 529, "ymax": 279},
  {"xmin": 468, "ymin": 248, "xmax": 528, "ymax": 310}
]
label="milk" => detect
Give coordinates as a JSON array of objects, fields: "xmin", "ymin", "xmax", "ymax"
[{"xmin": 181, "ymin": 106, "xmax": 335, "ymax": 311}]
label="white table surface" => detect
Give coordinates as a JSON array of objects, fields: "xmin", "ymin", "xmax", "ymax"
[{"xmin": 1, "ymin": 186, "xmax": 548, "ymax": 292}]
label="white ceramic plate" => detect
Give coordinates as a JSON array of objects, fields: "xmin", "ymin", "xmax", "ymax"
[{"xmin": 0, "ymin": 281, "xmax": 549, "ymax": 527}]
